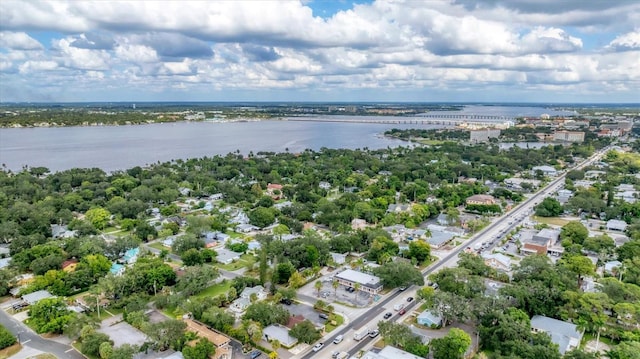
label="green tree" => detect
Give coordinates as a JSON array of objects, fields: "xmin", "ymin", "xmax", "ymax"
[
  {"xmin": 110, "ymin": 344, "xmax": 138, "ymax": 359},
  {"xmin": 430, "ymin": 328, "xmax": 471, "ymax": 359},
  {"xmin": 85, "ymin": 207, "xmax": 111, "ymax": 230},
  {"xmin": 561, "ymin": 254, "xmax": 595, "ymax": 287},
  {"xmin": 249, "ymin": 207, "xmax": 276, "ymax": 228},
  {"xmin": 143, "ymin": 319, "xmax": 186, "ymax": 351},
  {"xmin": 535, "ymin": 197, "xmax": 563, "ymax": 217},
  {"xmin": 172, "ymin": 234, "xmax": 205, "ymax": 255},
  {"xmin": 373, "ymin": 261, "xmax": 424, "ymax": 288},
  {"xmin": 561, "ymin": 221, "xmax": 589, "ymax": 246},
  {"xmin": 82, "ymin": 332, "xmax": 112, "ymax": 357},
  {"xmin": 201, "ymin": 307, "xmax": 236, "ymax": 332},
  {"xmin": 606, "ymin": 341, "xmax": 640, "ymax": 359},
  {"xmin": 28, "ymin": 297, "xmax": 75, "ymax": 334},
  {"xmin": 243, "ymin": 302, "xmax": 289, "ymax": 327},
  {"xmin": 176, "ymin": 265, "xmax": 219, "ymax": 297},
  {"xmin": 181, "ymin": 248, "xmax": 204, "ymax": 266},
  {"xmin": 407, "ymin": 240, "xmax": 431, "ymax": 264},
  {"xmin": 99, "ymin": 341, "xmax": 113, "ymax": 359},
  {"xmin": 314, "ymin": 280, "xmax": 322, "ymax": 297},
  {"xmin": 182, "ymin": 338, "xmax": 215, "ymax": 359},
  {"xmin": 289, "ymin": 319, "xmax": 321, "ymax": 344},
  {"xmin": 0, "ymin": 324, "xmax": 16, "ymax": 350}
]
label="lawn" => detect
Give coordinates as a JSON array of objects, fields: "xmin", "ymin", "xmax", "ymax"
[
  {"xmin": 217, "ymin": 253, "xmax": 257, "ymax": 271},
  {"xmin": 194, "ymin": 281, "xmax": 232, "ymax": 298},
  {"xmin": 148, "ymin": 242, "xmax": 168, "ymax": 252},
  {"xmin": 325, "ymin": 313, "xmax": 344, "ymax": 332},
  {"xmin": 532, "ymin": 216, "xmax": 571, "ymax": 226},
  {"xmin": 417, "ymin": 139, "xmax": 445, "ymax": 145}
]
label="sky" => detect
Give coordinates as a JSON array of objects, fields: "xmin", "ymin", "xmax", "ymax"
[{"xmin": 0, "ymin": 0, "xmax": 639, "ymax": 103}]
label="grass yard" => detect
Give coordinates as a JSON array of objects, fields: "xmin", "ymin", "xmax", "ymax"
[
  {"xmin": 217, "ymin": 253, "xmax": 257, "ymax": 271},
  {"xmin": 417, "ymin": 139, "xmax": 446, "ymax": 145},
  {"xmin": 194, "ymin": 281, "xmax": 232, "ymax": 298},
  {"xmin": 325, "ymin": 313, "xmax": 344, "ymax": 332},
  {"xmin": 149, "ymin": 242, "xmax": 168, "ymax": 252},
  {"xmin": 532, "ymin": 216, "xmax": 570, "ymax": 226}
]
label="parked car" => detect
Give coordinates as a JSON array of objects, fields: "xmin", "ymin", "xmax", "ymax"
[
  {"xmin": 398, "ymin": 286, "xmax": 407, "ymax": 291},
  {"xmin": 333, "ymin": 335, "xmax": 344, "ymax": 344},
  {"xmin": 383, "ymin": 312, "xmax": 393, "ymax": 319},
  {"xmin": 312, "ymin": 343, "xmax": 324, "ymax": 352},
  {"xmin": 406, "ymin": 297, "xmax": 414, "ymax": 302},
  {"xmin": 280, "ymin": 298, "xmax": 292, "ymax": 305},
  {"xmin": 369, "ymin": 329, "xmax": 379, "ymax": 338},
  {"xmin": 249, "ymin": 351, "xmax": 262, "ymax": 359},
  {"xmin": 346, "ymin": 287, "xmax": 355, "ymax": 293},
  {"xmin": 319, "ymin": 313, "xmax": 329, "ymax": 320},
  {"xmin": 398, "ymin": 308, "xmax": 406, "ymax": 315}
]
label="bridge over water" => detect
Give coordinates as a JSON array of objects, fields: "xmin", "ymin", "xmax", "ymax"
[{"xmin": 285, "ymin": 114, "xmax": 515, "ymax": 127}]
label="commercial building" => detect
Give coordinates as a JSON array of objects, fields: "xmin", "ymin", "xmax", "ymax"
[
  {"xmin": 469, "ymin": 128, "xmax": 501, "ymax": 143},
  {"xmin": 553, "ymin": 131, "xmax": 585, "ymax": 143},
  {"xmin": 334, "ymin": 269, "xmax": 383, "ymax": 294}
]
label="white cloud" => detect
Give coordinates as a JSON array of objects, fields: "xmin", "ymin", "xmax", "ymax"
[
  {"xmin": 115, "ymin": 43, "xmax": 159, "ymax": 63},
  {"xmin": 607, "ymin": 30, "xmax": 640, "ymax": 51},
  {"xmin": 0, "ymin": 31, "xmax": 43, "ymax": 50},
  {"xmin": 19, "ymin": 60, "xmax": 58, "ymax": 73}
]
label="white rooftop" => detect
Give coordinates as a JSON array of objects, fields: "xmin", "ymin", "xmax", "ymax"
[{"xmin": 335, "ymin": 269, "xmax": 381, "ymax": 289}]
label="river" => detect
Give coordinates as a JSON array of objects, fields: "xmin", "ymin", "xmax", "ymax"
[{"xmin": 0, "ymin": 120, "xmax": 431, "ymax": 172}]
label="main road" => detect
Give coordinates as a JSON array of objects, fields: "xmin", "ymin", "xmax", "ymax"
[{"xmin": 298, "ymin": 146, "xmax": 610, "ymax": 359}]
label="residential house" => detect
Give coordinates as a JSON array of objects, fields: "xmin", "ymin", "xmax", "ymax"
[
  {"xmin": 334, "ymin": 269, "xmax": 383, "ymax": 295},
  {"xmin": 607, "ymin": 219, "xmax": 628, "ymax": 232},
  {"xmin": 62, "ymin": 259, "xmax": 79, "ymax": 273},
  {"xmin": 235, "ymin": 223, "xmax": 258, "ymax": 233},
  {"xmin": 387, "ymin": 204, "xmax": 411, "ymax": 213},
  {"xmin": 240, "ymin": 285, "xmax": 267, "ymax": 301},
  {"xmin": 465, "ymin": 194, "xmax": 497, "ymax": 206},
  {"xmin": 556, "ymin": 189, "xmax": 573, "ymax": 204},
  {"xmin": 247, "ymin": 240, "xmax": 261, "ymax": 251},
  {"xmin": 330, "ymin": 252, "xmax": 347, "ymax": 265},
  {"xmin": 184, "ymin": 319, "xmax": 232, "ymax": 359},
  {"xmin": 417, "ymin": 310, "xmax": 443, "ymax": 327},
  {"xmin": 215, "ymin": 249, "xmax": 241, "ymax": 265},
  {"xmin": 603, "ymin": 260, "xmax": 622, "ymax": 276},
  {"xmin": 22, "ymin": 290, "xmax": 54, "ymax": 306},
  {"xmin": 0, "ymin": 258, "xmax": 10, "ymax": 269},
  {"xmin": 273, "ymin": 201, "xmax": 292, "ymax": 210},
  {"xmin": 209, "ymin": 193, "xmax": 224, "ymax": 201},
  {"xmin": 163, "ymin": 236, "xmax": 177, "ymax": 248},
  {"xmin": 531, "ymin": 165, "xmax": 558, "ymax": 177},
  {"xmin": 263, "ymin": 324, "xmax": 298, "ymax": 348},
  {"xmin": 584, "ymin": 170, "xmax": 606, "ymax": 179},
  {"xmin": 122, "ymin": 248, "xmax": 139, "ymax": 264},
  {"xmin": 110, "ymin": 263, "xmax": 125, "ymax": 276},
  {"xmin": 482, "ymin": 253, "xmax": 512, "ymax": 272},
  {"xmin": 51, "ymin": 224, "xmax": 76, "ymax": 239},
  {"xmin": 407, "ymin": 229, "xmax": 428, "ymax": 241},
  {"xmin": 230, "ymin": 297, "xmax": 251, "ymax": 313},
  {"xmin": 436, "ymin": 213, "xmax": 453, "ymax": 226},
  {"xmin": 531, "ymin": 315, "xmax": 583, "ymax": 355},
  {"xmin": 230, "ymin": 211, "xmax": 249, "ymax": 224},
  {"xmin": 522, "ymin": 228, "xmax": 560, "ymax": 255},
  {"xmin": 318, "ymin": 181, "xmax": 331, "ymax": 190},
  {"xmin": 351, "ymin": 218, "xmax": 369, "ymax": 231}
]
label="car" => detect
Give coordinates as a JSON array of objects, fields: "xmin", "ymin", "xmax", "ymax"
[
  {"xmin": 333, "ymin": 335, "xmax": 344, "ymax": 344},
  {"xmin": 331, "ymin": 351, "xmax": 340, "ymax": 359},
  {"xmin": 346, "ymin": 287, "xmax": 355, "ymax": 293},
  {"xmin": 249, "ymin": 351, "xmax": 262, "ymax": 359},
  {"xmin": 383, "ymin": 312, "xmax": 393, "ymax": 319},
  {"xmin": 398, "ymin": 286, "xmax": 407, "ymax": 291},
  {"xmin": 312, "ymin": 343, "xmax": 324, "ymax": 352},
  {"xmin": 406, "ymin": 297, "xmax": 414, "ymax": 302},
  {"xmin": 369, "ymin": 330, "xmax": 379, "ymax": 338},
  {"xmin": 280, "ymin": 298, "xmax": 292, "ymax": 305},
  {"xmin": 319, "ymin": 313, "xmax": 329, "ymax": 320},
  {"xmin": 398, "ymin": 308, "xmax": 406, "ymax": 315}
]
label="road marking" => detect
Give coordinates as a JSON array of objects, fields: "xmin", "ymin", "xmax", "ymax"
[
  {"xmin": 22, "ymin": 339, "xmax": 31, "ymax": 344},
  {"xmin": 65, "ymin": 349, "xmax": 74, "ymax": 353}
]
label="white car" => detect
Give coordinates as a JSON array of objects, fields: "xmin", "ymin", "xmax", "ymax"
[
  {"xmin": 312, "ymin": 343, "xmax": 324, "ymax": 352},
  {"xmin": 333, "ymin": 335, "xmax": 344, "ymax": 344}
]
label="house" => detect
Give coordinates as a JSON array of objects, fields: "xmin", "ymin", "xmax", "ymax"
[
  {"xmin": 0, "ymin": 258, "xmax": 10, "ymax": 269},
  {"xmin": 606, "ymin": 219, "xmax": 628, "ymax": 232},
  {"xmin": 417, "ymin": 310, "xmax": 443, "ymax": 327},
  {"xmin": 387, "ymin": 204, "xmax": 411, "ymax": 213},
  {"xmin": 531, "ymin": 315, "xmax": 583, "ymax": 355},
  {"xmin": 436, "ymin": 213, "xmax": 453, "ymax": 226},
  {"xmin": 465, "ymin": 194, "xmax": 497, "ymax": 206},
  {"xmin": 110, "ymin": 263, "xmax": 125, "ymax": 276},
  {"xmin": 215, "ymin": 249, "xmax": 241, "ymax": 265},
  {"xmin": 184, "ymin": 319, "xmax": 232, "ymax": 359},
  {"xmin": 427, "ymin": 229, "xmax": 456, "ymax": 249},
  {"xmin": 162, "ymin": 236, "xmax": 176, "ymax": 248},
  {"xmin": 603, "ymin": 260, "xmax": 622, "ymax": 275},
  {"xmin": 330, "ymin": 252, "xmax": 347, "ymax": 265},
  {"xmin": 407, "ymin": 229, "xmax": 428, "ymax": 241},
  {"xmin": 556, "ymin": 189, "xmax": 573, "ymax": 204},
  {"xmin": 209, "ymin": 193, "xmax": 224, "ymax": 201},
  {"xmin": 531, "ymin": 165, "xmax": 558, "ymax": 177},
  {"xmin": 522, "ymin": 228, "xmax": 560, "ymax": 255},
  {"xmin": 122, "ymin": 248, "xmax": 139, "ymax": 264},
  {"xmin": 22, "ymin": 290, "xmax": 54, "ymax": 305},
  {"xmin": 318, "ymin": 181, "xmax": 331, "ymax": 190},
  {"xmin": 230, "ymin": 211, "xmax": 250, "ymax": 224},
  {"xmin": 247, "ymin": 240, "xmax": 261, "ymax": 251},
  {"xmin": 62, "ymin": 259, "xmax": 79, "ymax": 273},
  {"xmin": 273, "ymin": 201, "xmax": 292, "ymax": 210},
  {"xmin": 584, "ymin": 170, "xmax": 606, "ymax": 179},
  {"xmin": 614, "ymin": 190, "xmax": 638, "ymax": 203},
  {"xmin": 51, "ymin": 224, "xmax": 76, "ymax": 239},
  {"xmin": 240, "ymin": 285, "xmax": 267, "ymax": 301},
  {"xmin": 230, "ymin": 297, "xmax": 251, "ymax": 313},
  {"xmin": 482, "ymin": 253, "xmax": 512, "ymax": 272},
  {"xmin": 266, "ymin": 183, "xmax": 283, "ymax": 199},
  {"xmin": 263, "ymin": 325, "xmax": 298, "ymax": 348},
  {"xmin": 351, "ymin": 218, "xmax": 369, "ymax": 230},
  {"xmin": 235, "ymin": 223, "xmax": 258, "ymax": 233},
  {"xmin": 334, "ymin": 269, "xmax": 383, "ymax": 295}
]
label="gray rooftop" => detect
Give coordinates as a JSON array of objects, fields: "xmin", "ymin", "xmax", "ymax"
[
  {"xmin": 263, "ymin": 325, "xmax": 298, "ymax": 347},
  {"xmin": 22, "ymin": 290, "xmax": 54, "ymax": 305},
  {"xmin": 335, "ymin": 269, "xmax": 382, "ymax": 290},
  {"xmin": 531, "ymin": 315, "xmax": 583, "ymax": 354},
  {"xmin": 427, "ymin": 230, "xmax": 455, "ymax": 247}
]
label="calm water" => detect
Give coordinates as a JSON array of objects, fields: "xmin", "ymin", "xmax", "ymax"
[{"xmin": 0, "ymin": 120, "xmax": 430, "ymax": 172}]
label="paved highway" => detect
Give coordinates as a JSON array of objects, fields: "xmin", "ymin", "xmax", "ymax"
[{"xmin": 298, "ymin": 147, "xmax": 609, "ymax": 359}]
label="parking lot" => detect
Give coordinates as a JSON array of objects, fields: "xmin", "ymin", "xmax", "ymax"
[
  {"xmin": 283, "ymin": 302, "xmax": 326, "ymax": 327},
  {"xmin": 97, "ymin": 314, "xmax": 147, "ymax": 348},
  {"xmin": 300, "ymin": 277, "xmax": 373, "ymax": 308}
]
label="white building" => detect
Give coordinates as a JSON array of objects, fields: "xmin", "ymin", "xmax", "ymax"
[{"xmin": 334, "ymin": 269, "xmax": 383, "ymax": 294}]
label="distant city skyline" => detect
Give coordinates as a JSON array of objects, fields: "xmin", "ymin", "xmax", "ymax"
[{"xmin": 0, "ymin": 0, "xmax": 639, "ymax": 103}]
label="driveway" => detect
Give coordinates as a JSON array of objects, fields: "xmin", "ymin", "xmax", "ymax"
[
  {"xmin": 284, "ymin": 302, "xmax": 326, "ymax": 327},
  {"xmin": 98, "ymin": 314, "xmax": 147, "ymax": 348}
]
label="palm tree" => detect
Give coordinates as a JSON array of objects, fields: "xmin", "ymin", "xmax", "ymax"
[
  {"xmin": 332, "ymin": 280, "xmax": 339, "ymax": 298},
  {"xmin": 354, "ymin": 283, "xmax": 361, "ymax": 305},
  {"xmin": 314, "ymin": 280, "xmax": 322, "ymax": 297}
]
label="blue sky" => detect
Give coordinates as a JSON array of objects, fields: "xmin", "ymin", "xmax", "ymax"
[{"xmin": 0, "ymin": 0, "xmax": 639, "ymax": 103}]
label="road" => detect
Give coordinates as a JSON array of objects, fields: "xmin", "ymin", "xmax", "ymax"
[
  {"xmin": 0, "ymin": 308, "xmax": 85, "ymax": 359},
  {"xmin": 299, "ymin": 146, "xmax": 610, "ymax": 359}
]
